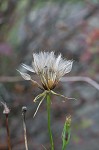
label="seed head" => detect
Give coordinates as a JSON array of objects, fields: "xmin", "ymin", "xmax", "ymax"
[{"xmin": 18, "ymin": 52, "xmax": 73, "ymax": 90}]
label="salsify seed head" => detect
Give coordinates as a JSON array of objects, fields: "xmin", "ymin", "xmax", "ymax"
[{"xmin": 18, "ymin": 51, "xmax": 73, "ymax": 90}]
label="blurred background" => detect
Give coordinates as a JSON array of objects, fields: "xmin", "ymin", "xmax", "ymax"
[{"xmin": 0, "ymin": 0, "xmax": 99, "ymax": 149}]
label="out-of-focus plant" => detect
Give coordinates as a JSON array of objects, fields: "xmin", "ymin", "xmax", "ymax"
[
  {"xmin": 62, "ymin": 115, "xmax": 71, "ymax": 150},
  {"xmin": 0, "ymin": 100, "xmax": 12, "ymax": 150},
  {"xmin": 22, "ymin": 106, "xmax": 28, "ymax": 150}
]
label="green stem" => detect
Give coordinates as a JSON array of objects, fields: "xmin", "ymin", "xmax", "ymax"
[
  {"xmin": 47, "ymin": 94, "xmax": 54, "ymax": 150},
  {"xmin": 62, "ymin": 143, "xmax": 67, "ymax": 150},
  {"xmin": 62, "ymin": 146, "xmax": 67, "ymax": 150}
]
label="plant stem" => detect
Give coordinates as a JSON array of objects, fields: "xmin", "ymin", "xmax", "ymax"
[
  {"xmin": 62, "ymin": 144, "xmax": 67, "ymax": 150},
  {"xmin": 22, "ymin": 106, "xmax": 28, "ymax": 150},
  {"xmin": 46, "ymin": 94, "xmax": 54, "ymax": 150},
  {"xmin": 5, "ymin": 114, "xmax": 12, "ymax": 150}
]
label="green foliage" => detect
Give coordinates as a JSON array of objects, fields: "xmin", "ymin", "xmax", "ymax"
[
  {"xmin": 31, "ymin": 0, "xmax": 84, "ymax": 9},
  {"xmin": 62, "ymin": 116, "xmax": 71, "ymax": 150},
  {"xmin": 0, "ymin": 0, "xmax": 8, "ymax": 12}
]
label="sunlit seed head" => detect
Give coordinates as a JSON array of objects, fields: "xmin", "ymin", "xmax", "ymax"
[{"xmin": 18, "ymin": 51, "xmax": 73, "ymax": 90}]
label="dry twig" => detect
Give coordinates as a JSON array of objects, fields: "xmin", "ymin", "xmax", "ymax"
[
  {"xmin": 0, "ymin": 76, "xmax": 99, "ymax": 90},
  {"xmin": 22, "ymin": 106, "xmax": 28, "ymax": 150},
  {"xmin": 61, "ymin": 76, "xmax": 99, "ymax": 91},
  {"xmin": 0, "ymin": 101, "xmax": 12, "ymax": 150}
]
